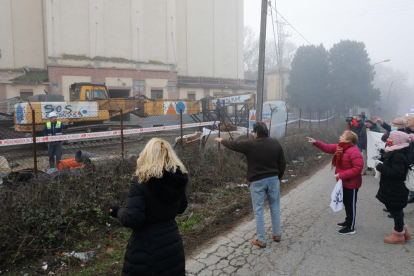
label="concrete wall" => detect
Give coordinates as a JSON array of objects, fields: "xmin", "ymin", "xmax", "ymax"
[
  {"xmin": 178, "ymin": 87, "xmax": 204, "ymax": 100},
  {"xmin": 266, "ymin": 71, "xmax": 290, "ymax": 101},
  {"xmin": 0, "ymin": 0, "xmax": 244, "ymax": 80},
  {"xmin": 48, "ymin": 65, "xmax": 178, "ymax": 100},
  {"xmin": 0, "ymin": 0, "xmax": 46, "ymax": 69},
  {"xmin": 4, "ymin": 83, "xmax": 49, "ymax": 99},
  {"xmin": 178, "ymin": 87, "xmax": 255, "ymax": 100}
]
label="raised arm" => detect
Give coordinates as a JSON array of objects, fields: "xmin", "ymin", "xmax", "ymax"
[{"xmin": 313, "ymin": 140, "xmax": 338, "ymax": 155}]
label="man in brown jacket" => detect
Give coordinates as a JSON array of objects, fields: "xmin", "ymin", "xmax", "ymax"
[{"xmin": 215, "ymin": 122, "xmax": 286, "ymax": 248}]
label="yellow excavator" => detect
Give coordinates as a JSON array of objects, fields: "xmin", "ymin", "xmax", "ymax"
[{"xmin": 13, "ymin": 82, "xmax": 255, "ymax": 133}]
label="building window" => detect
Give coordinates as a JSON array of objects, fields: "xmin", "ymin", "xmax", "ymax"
[
  {"xmin": 151, "ymin": 90, "xmax": 163, "ymax": 99},
  {"xmin": 20, "ymin": 90, "xmax": 33, "ymax": 101},
  {"xmin": 188, "ymin": 92, "xmax": 196, "ymax": 101}
]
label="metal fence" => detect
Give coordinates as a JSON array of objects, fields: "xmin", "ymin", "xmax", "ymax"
[
  {"xmin": 284, "ymin": 107, "xmax": 336, "ymax": 135},
  {"xmin": 0, "ymin": 101, "xmax": 338, "ymax": 180},
  {"xmin": 0, "ymin": 103, "xmax": 254, "ymax": 178}
]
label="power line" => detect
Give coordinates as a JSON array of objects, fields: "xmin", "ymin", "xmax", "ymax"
[
  {"xmin": 268, "ymin": 4, "xmax": 327, "ymax": 58},
  {"xmin": 268, "ymin": 2, "xmax": 280, "ymax": 68}
]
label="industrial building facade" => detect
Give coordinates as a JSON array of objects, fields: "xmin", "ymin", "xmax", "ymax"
[{"xmin": 0, "ymin": 0, "xmax": 255, "ymax": 103}]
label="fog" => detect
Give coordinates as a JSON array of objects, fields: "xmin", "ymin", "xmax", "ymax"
[{"xmin": 244, "ymin": 0, "xmax": 414, "ymax": 117}]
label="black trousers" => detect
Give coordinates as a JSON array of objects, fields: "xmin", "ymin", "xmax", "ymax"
[
  {"xmin": 387, "ymin": 208, "xmax": 405, "ymax": 232},
  {"xmin": 343, "ymin": 187, "xmax": 359, "ymax": 229}
]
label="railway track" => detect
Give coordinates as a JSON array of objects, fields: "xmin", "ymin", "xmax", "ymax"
[{"xmin": 1, "ymin": 128, "xmax": 199, "ymax": 164}]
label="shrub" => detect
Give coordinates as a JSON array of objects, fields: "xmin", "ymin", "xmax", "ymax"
[{"xmin": 0, "ymin": 123, "xmax": 343, "ymax": 268}]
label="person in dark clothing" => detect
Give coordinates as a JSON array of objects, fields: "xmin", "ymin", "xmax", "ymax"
[
  {"xmin": 373, "ymin": 117, "xmax": 410, "ymax": 141},
  {"xmin": 42, "ymin": 112, "xmax": 68, "ymax": 168},
  {"xmin": 347, "ymin": 115, "xmax": 364, "ymax": 151},
  {"xmin": 361, "ymin": 119, "xmax": 381, "ymax": 175},
  {"xmin": 375, "ymin": 116, "xmax": 414, "ymax": 203},
  {"xmin": 308, "ymin": 131, "xmax": 363, "ymax": 235},
  {"xmin": 375, "ymin": 131, "xmax": 413, "ymax": 244},
  {"xmin": 215, "ymin": 121, "xmax": 286, "ymax": 248},
  {"xmin": 109, "ymin": 138, "xmax": 188, "ymax": 276},
  {"xmin": 365, "ymin": 119, "xmax": 380, "ymax": 133},
  {"xmin": 347, "ymin": 115, "xmax": 364, "ymax": 136}
]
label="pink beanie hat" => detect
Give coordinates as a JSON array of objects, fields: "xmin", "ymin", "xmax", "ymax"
[{"xmin": 389, "ymin": 131, "xmax": 414, "ymax": 145}]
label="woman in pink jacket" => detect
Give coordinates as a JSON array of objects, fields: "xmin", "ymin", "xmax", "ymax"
[{"xmin": 308, "ymin": 130, "xmax": 364, "ymax": 235}]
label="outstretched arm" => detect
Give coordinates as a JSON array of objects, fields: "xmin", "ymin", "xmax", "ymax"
[
  {"xmin": 310, "ymin": 139, "xmax": 338, "ymax": 155},
  {"xmin": 218, "ymin": 138, "xmax": 250, "ymax": 154}
]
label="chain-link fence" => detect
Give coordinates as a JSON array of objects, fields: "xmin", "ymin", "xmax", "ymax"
[
  {"xmin": 0, "ymin": 101, "xmax": 252, "ymax": 178},
  {"xmin": 284, "ymin": 106, "xmax": 337, "ymax": 135},
  {"xmin": 0, "ymin": 98, "xmax": 341, "ymax": 180}
]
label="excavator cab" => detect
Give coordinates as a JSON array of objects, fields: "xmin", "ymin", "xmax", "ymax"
[{"xmin": 69, "ymin": 83, "xmax": 109, "ymax": 101}]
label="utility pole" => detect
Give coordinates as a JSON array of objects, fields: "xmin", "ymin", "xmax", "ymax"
[{"xmin": 256, "ymin": 0, "xmax": 268, "ymax": 121}]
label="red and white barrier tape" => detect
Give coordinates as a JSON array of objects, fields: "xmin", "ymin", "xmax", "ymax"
[{"xmin": 0, "ymin": 121, "xmax": 216, "ymax": 147}]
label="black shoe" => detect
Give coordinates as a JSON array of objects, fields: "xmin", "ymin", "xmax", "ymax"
[
  {"xmin": 338, "ymin": 227, "xmax": 356, "ymax": 235},
  {"xmin": 337, "ymin": 221, "xmax": 347, "ymax": 228},
  {"xmin": 383, "ymin": 208, "xmax": 390, "ymax": 212},
  {"xmin": 388, "ymin": 213, "xmax": 394, "ymax": 218},
  {"xmin": 408, "ymin": 198, "xmax": 414, "ymax": 204}
]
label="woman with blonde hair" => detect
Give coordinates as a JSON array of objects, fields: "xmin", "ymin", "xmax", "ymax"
[
  {"xmin": 308, "ymin": 130, "xmax": 364, "ymax": 235},
  {"xmin": 109, "ymin": 138, "xmax": 188, "ymax": 276}
]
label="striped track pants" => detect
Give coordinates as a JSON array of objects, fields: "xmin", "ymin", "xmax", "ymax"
[{"xmin": 343, "ymin": 187, "xmax": 359, "ymax": 230}]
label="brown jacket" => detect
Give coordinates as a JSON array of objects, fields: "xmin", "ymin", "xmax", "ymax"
[{"xmin": 221, "ymin": 137, "xmax": 286, "ymax": 182}]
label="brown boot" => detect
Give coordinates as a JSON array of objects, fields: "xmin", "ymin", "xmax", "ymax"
[
  {"xmin": 384, "ymin": 229, "xmax": 405, "ymax": 244},
  {"xmin": 404, "ymin": 225, "xmax": 411, "ymax": 240},
  {"xmin": 252, "ymin": 238, "xmax": 266, "ymax": 248},
  {"xmin": 273, "ymin": 235, "xmax": 281, "ymax": 242}
]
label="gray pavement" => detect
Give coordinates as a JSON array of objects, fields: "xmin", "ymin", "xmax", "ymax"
[{"xmin": 186, "ymin": 164, "xmax": 414, "ymax": 276}]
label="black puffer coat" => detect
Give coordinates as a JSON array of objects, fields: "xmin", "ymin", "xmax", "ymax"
[
  {"xmin": 376, "ymin": 147, "xmax": 410, "ymax": 209},
  {"xmin": 116, "ymin": 169, "xmax": 188, "ymax": 276}
]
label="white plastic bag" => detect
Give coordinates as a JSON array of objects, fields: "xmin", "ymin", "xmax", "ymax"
[
  {"xmin": 405, "ymin": 165, "xmax": 414, "ymax": 191},
  {"xmin": 330, "ymin": 179, "xmax": 343, "ymax": 212}
]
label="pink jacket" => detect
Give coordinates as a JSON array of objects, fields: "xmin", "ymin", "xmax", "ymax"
[{"xmin": 314, "ymin": 140, "xmax": 364, "ymax": 189}]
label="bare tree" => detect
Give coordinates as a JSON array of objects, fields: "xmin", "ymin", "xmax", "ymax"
[
  {"xmin": 372, "ymin": 65, "xmax": 412, "ymax": 118},
  {"xmin": 244, "ymin": 26, "xmax": 297, "ymax": 79}
]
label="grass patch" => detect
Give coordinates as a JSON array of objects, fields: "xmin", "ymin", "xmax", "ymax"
[{"xmin": 11, "ymin": 70, "xmax": 48, "ymax": 83}]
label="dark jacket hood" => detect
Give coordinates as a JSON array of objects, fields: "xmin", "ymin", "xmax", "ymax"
[{"xmin": 147, "ymin": 168, "xmax": 188, "ymax": 202}]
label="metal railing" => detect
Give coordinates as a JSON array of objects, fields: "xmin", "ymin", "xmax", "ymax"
[{"xmin": 178, "ymin": 76, "xmax": 257, "ymax": 88}]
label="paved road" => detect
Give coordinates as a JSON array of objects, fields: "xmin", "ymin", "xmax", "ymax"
[{"xmin": 186, "ymin": 164, "xmax": 414, "ymax": 276}]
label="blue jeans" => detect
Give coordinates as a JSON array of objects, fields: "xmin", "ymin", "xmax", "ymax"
[{"xmin": 249, "ymin": 176, "xmax": 281, "ymax": 243}]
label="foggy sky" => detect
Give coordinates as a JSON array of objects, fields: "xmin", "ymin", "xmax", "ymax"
[{"xmin": 244, "ymin": 0, "xmax": 414, "ymax": 84}]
